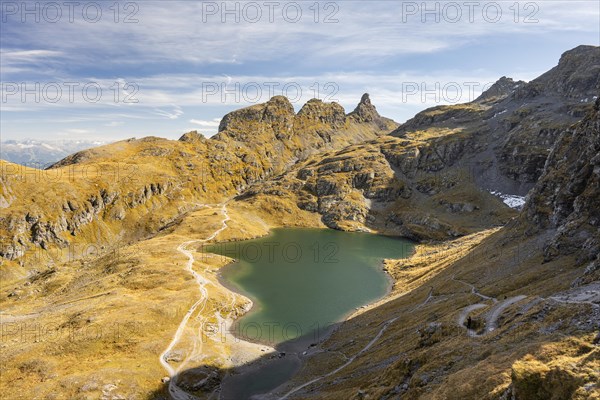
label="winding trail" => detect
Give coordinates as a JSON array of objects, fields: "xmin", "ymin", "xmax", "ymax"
[
  {"xmin": 452, "ymin": 276, "xmax": 529, "ymax": 337},
  {"xmin": 549, "ymin": 297, "xmax": 600, "ymax": 308},
  {"xmin": 452, "ymin": 275, "xmax": 497, "ymax": 303},
  {"xmin": 279, "ymin": 317, "xmax": 399, "ymax": 400},
  {"xmin": 277, "ymin": 272, "xmax": 598, "ymax": 399},
  {"xmin": 457, "ymin": 304, "xmax": 487, "ymax": 337},
  {"xmin": 279, "ymin": 285, "xmax": 435, "ymax": 399},
  {"xmin": 455, "ymin": 279, "xmax": 600, "ymax": 338},
  {"xmin": 158, "ymin": 203, "xmax": 230, "ymax": 400},
  {"xmin": 485, "ymin": 295, "xmax": 527, "ymax": 332},
  {"xmin": 548, "ymin": 284, "xmax": 600, "ymax": 309}
]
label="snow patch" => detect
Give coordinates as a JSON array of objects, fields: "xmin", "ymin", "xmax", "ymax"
[
  {"xmin": 491, "ymin": 109, "xmax": 507, "ymax": 119},
  {"xmin": 489, "ymin": 190, "xmax": 526, "ymax": 210}
]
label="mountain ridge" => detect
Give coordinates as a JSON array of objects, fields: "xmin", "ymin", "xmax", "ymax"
[{"xmin": 0, "ymin": 95, "xmax": 394, "ymax": 269}]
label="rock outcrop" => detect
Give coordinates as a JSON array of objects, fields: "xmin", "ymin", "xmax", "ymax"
[
  {"xmin": 517, "ymin": 45, "xmax": 600, "ymax": 100},
  {"xmin": 214, "ymin": 95, "xmax": 396, "ymax": 177},
  {"xmin": 519, "ymin": 97, "xmax": 600, "ymax": 275},
  {"xmin": 348, "ymin": 93, "xmax": 397, "ymax": 130},
  {"xmin": 238, "ymin": 132, "xmax": 514, "ymax": 240},
  {"xmin": 474, "ymin": 76, "xmax": 526, "ymax": 104}
]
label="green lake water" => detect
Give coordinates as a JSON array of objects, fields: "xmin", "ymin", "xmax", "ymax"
[
  {"xmin": 207, "ymin": 228, "xmax": 414, "ymax": 345},
  {"xmin": 205, "ymin": 228, "xmax": 414, "ymax": 399}
]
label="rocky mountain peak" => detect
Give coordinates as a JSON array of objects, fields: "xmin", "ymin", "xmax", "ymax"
[
  {"xmin": 217, "ymin": 96, "xmax": 295, "ymax": 134},
  {"xmin": 475, "ymin": 76, "xmax": 525, "ymax": 104},
  {"xmin": 560, "ymin": 44, "xmax": 599, "ymax": 61},
  {"xmin": 346, "ymin": 93, "xmax": 398, "ymax": 131},
  {"xmin": 515, "ymin": 45, "xmax": 600, "ymax": 100},
  {"xmin": 264, "ymin": 95, "xmax": 295, "ymax": 113},
  {"xmin": 297, "ymin": 98, "xmax": 347, "ymax": 129},
  {"xmin": 178, "ymin": 130, "xmax": 205, "ymax": 143},
  {"xmin": 349, "ymin": 92, "xmax": 381, "ymax": 123},
  {"xmin": 360, "ymin": 92, "xmax": 371, "ymax": 105}
]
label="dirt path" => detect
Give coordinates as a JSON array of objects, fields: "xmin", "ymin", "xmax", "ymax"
[
  {"xmin": 452, "ymin": 275, "xmax": 529, "ymax": 337},
  {"xmin": 279, "ymin": 285, "xmax": 436, "ymax": 399},
  {"xmin": 158, "ymin": 203, "xmax": 230, "ymax": 400},
  {"xmin": 279, "ymin": 316, "xmax": 399, "ymax": 400},
  {"xmin": 548, "ymin": 283, "xmax": 600, "ymax": 309},
  {"xmin": 452, "ymin": 275, "xmax": 497, "ymax": 303},
  {"xmin": 485, "ymin": 295, "xmax": 527, "ymax": 333}
]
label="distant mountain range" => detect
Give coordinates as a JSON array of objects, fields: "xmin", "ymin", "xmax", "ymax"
[{"xmin": 0, "ymin": 139, "xmax": 108, "ymax": 167}]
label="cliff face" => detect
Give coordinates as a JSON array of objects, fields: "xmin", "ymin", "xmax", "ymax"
[
  {"xmin": 239, "ymin": 127, "xmax": 515, "ymax": 241},
  {"xmin": 520, "ymin": 97, "xmax": 600, "ymax": 280},
  {"xmin": 0, "ymin": 156, "xmax": 193, "ymax": 271}
]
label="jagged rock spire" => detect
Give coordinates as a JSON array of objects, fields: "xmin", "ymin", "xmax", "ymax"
[{"xmin": 350, "ymin": 93, "xmax": 380, "ymax": 123}]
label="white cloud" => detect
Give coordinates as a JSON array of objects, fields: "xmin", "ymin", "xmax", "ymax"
[
  {"xmin": 189, "ymin": 118, "xmax": 221, "ymax": 127},
  {"xmin": 188, "ymin": 118, "xmax": 221, "ymax": 135},
  {"xmin": 0, "ymin": 69, "xmax": 539, "ymax": 124},
  {"xmin": 0, "ymin": 49, "xmax": 63, "ymax": 62},
  {"xmin": 2, "ymin": 2, "xmax": 596, "ymax": 76},
  {"xmin": 105, "ymin": 121, "xmax": 124, "ymax": 127},
  {"xmin": 0, "ymin": 49, "xmax": 64, "ymax": 75},
  {"xmin": 153, "ymin": 105, "xmax": 184, "ymax": 120}
]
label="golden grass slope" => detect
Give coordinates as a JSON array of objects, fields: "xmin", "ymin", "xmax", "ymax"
[{"xmin": 0, "ymin": 200, "xmax": 317, "ymax": 399}]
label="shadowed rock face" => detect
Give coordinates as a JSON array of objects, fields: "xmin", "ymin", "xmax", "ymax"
[{"xmin": 520, "ymin": 97, "xmax": 600, "ymax": 273}]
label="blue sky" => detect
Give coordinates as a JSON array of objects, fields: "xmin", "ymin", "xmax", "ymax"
[{"xmin": 1, "ymin": 0, "xmax": 599, "ymax": 141}]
